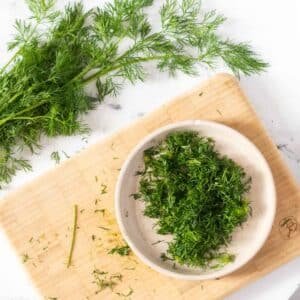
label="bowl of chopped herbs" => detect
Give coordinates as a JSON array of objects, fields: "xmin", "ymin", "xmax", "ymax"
[{"xmin": 115, "ymin": 120, "xmax": 276, "ymax": 280}]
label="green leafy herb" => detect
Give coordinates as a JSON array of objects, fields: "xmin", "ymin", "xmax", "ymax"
[
  {"xmin": 0, "ymin": 0, "xmax": 267, "ymax": 188},
  {"xmin": 50, "ymin": 151, "xmax": 60, "ymax": 164},
  {"xmin": 110, "ymin": 273, "xmax": 123, "ymax": 281},
  {"xmin": 109, "ymin": 245, "xmax": 131, "ymax": 256},
  {"xmin": 92, "ymin": 269, "xmax": 118, "ymax": 293},
  {"xmin": 98, "ymin": 226, "xmax": 110, "ymax": 231},
  {"xmin": 135, "ymin": 131, "xmax": 251, "ymax": 268},
  {"xmin": 67, "ymin": 204, "xmax": 78, "ymax": 268}
]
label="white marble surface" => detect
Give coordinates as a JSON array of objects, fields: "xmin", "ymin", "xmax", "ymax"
[{"xmin": 0, "ymin": 0, "xmax": 299, "ymax": 299}]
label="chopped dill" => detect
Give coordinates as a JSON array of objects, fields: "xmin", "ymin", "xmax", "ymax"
[
  {"xmin": 92, "ymin": 269, "xmax": 118, "ymax": 293},
  {"xmin": 50, "ymin": 151, "xmax": 60, "ymax": 164},
  {"xmin": 100, "ymin": 184, "xmax": 108, "ymax": 194},
  {"xmin": 151, "ymin": 240, "xmax": 164, "ymax": 246},
  {"xmin": 94, "ymin": 209, "xmax": 105, "ymax": 216},
  {"xmin": 98, "ymin": 226, "xmax": 109, "ymax": 231},
  {"xmin": 110, "ymin": 273, "xmax": 123, "ymax": 281},
  {"xmin": 136, "ymin": 131, "xmax": 251, "ymax": 268},
  {"xmin": 116, "ymin": 287, "xmax": 134, "ymax": 298},
  {"xmin": 22, "ymin": 253, "xmax": 30, "ymax": 263},
  {"xmin": 109, "ymin": 245, "xmax": 131, "ymax": 256}
]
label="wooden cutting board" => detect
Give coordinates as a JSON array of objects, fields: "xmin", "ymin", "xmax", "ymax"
[{"xmin": 0, "ymin": 73, "xmax": 299, "ymax": 300}]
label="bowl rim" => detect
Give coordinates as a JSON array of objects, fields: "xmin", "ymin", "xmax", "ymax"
[{"xmin": 115, "ymin": 120, "xmax": 277, "ymax": 280}]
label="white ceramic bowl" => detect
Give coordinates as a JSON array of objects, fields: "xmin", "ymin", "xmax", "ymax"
[{"xmin": 115, "ymin": 120, "xmax": 276, "ymax": 280}]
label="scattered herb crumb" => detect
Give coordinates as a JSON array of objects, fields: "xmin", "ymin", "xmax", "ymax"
[
  {"xmin": 113, "ymin": 157, "xmax": 119, "ymax": 160},
  {"xmin": 109, "ymin": 245, "xmax": 131, "ymax": 256},
  {"xmin": 100, "ymin": 184, "xmax": 107, "ymax": 194},
  {"xmin": 125, "ymin": 211, "xmax": 129, "ymax": 218},
  {"xmin": 50, "ymin": 151, "xmax": 60, "ymax": 164},
  {"xmin": 22, "ymin": 253, "xmax": 30, "ymax": 263},
  {"xmin": 94, "ymin": 209, "xmax": 105, "ymax": 216},
  {"xmin": 151, "ymin": 240, "xmax": 164, "ymax": 246},
  {"xmin": 199, "ymin": 92, "xmax": 204, "ymax": 96},
  {"xmin": 92, "ymin": 235, "xmax": 96, "ymax": 241},
  {"xmin": 95, "ymin": 176, "xmax": 98, "ymax": 182},
  {"xmin": 67, "ymin": 204, "xmax": 78, "ymax": 268},
  {"xmin": 80, "ymin": 209, "xmax": 85, "ymax": 214},
  {"xmin": 29, "ymin": 237, "xmax": 33, "ymax": 243},
  {"xmin": 62, "ymin": 151, "xmax": 70, "ymax": 159},
  {"xmin": 124, "ymin": 267, "xmax": 136, "ymax": 271},
  {"xmin": 95, "ymin": 198, "xmax": 100, "ymax": 205},
  {"xmin": 110, "ymin": 273, "xmax": 123, "ymax": 281},
  {"xmin": 92, "ymin": 269, "xmax": 118, "ymax": 293},
  {"xmin": 160, "ymin": 253, "xmax": 173, "ymax": 262},
  {"xmin": 116, "ymin": 287, "xmax": 134, "ymax": 298}
]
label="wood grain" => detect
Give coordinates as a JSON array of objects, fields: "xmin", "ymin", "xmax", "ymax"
[{"xmin": 0, "ymin": 73, "xmax": 299, "ymax": 300}]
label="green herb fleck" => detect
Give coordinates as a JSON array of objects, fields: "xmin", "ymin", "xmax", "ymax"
[
  {"xmin": 94, "ymin": 209, "xmax": 105, "ymax": 216},
  {"xmin": 160, "ymin": 253, "xmax": 173, "ymax": 262},
  {"xmin": 92, "ymin": 269, "xmax": 118, "ymax": 293},
  {"xmin": 109, "ymin": 245, "xmax": 131, "ymax": 256},
  {"xmin": 98, "ymin": 226, "xmax": 109, "ymax": 231},
  {"xmin": 50, "ymin": 151, "xmax": 60, "ymax": 164},
  {"xmin": 22, "ymin": 253, "xmax": 30, "ymax": 263},
  {"xmin": 151, "ymin": 240, "xmax": 164, "ymax": 246},
  {"xmin": 110, "ymin": 273, "xmax": 123, "ymax": 281},
  {"xmin": 116, "ymin": 287, "xmax": 134, "ymax": 298},
  {"xmin": 100, "ymin": 184, "xmax": 107, "ymax": 194}
]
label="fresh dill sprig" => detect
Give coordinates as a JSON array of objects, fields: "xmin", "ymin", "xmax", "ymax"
[
  {"xmin": 136, "ymin": 131, "xmax": 251, "ymax": 268},
  {"xmin": 0, "ymin": 0, "xmax": 267, "ymax": 188}
]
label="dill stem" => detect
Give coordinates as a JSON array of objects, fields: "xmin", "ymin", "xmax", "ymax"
[
  {"xmin": 0, "ymin": 50, "xmax": 20, "ymax": 75},
  {"xmin": 67, "ymin": 204, "xmax": 78, "ymax": 268},
  {"xmin": 82, "ymin": 55, "xmax": 170, "ymax": 85},
  {"xmin": 0, "ymin": 100, "xmax": 48, "ymax": 127}
]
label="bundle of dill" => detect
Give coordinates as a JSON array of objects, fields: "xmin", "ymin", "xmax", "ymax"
[
  {"xmin": 0, "ymin": 0, "xmax": 267, "ymax": 188},
  {"xmin": 134, "ymin": 131, "xmax": 251, "ymax": 268}
]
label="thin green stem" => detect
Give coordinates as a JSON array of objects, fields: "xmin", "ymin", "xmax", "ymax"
[
  {"xmin": 67, "ymin": 204, "xmax": 78, "ymax": 268},
  {"xmin": 0, "ymin": 21, "xmax": 40, "ymax": 75},
  {"xmin": 0, "ymin": 50, "xmax": 20, "ymax": 75},
  {"xmin": 0, "ymin": 100, "xmax": 48, "ymax": 127},
  {"xmin": 82, "ymin": 55, "xmax": 170, "ymax": 85}
]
